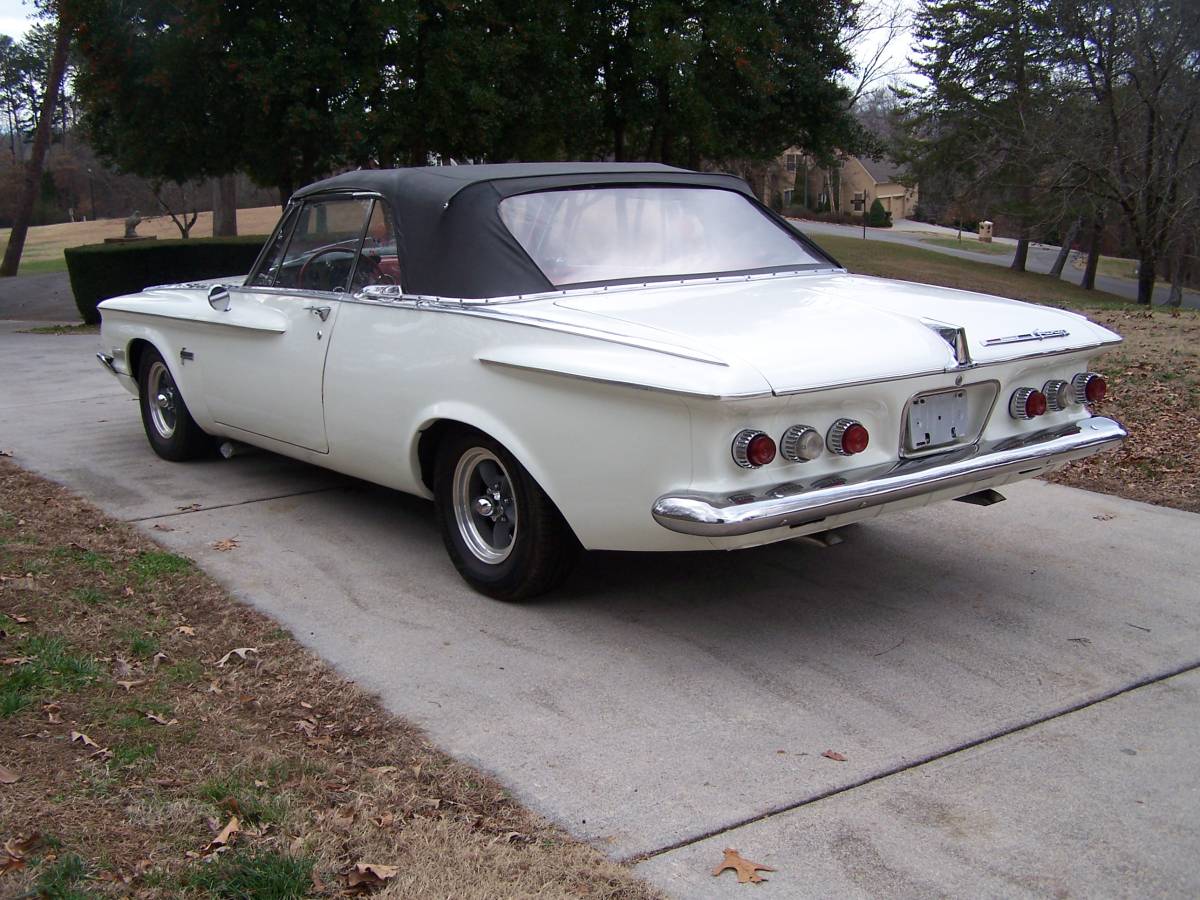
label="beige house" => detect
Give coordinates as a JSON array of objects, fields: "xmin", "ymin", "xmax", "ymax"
[{"xmin": 774, "ymin": 149, "xmax": 919, "ymax": 220}]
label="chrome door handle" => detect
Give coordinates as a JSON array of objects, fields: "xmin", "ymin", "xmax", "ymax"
[{"xmin": 305, "ymin": 305, "xmax": 331, "ymax": 322}]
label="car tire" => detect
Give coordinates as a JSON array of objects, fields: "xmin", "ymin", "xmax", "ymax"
[
  {"xmin": 435, "ymin": 430, "xmax": 579, "ymax": 601},
  {"xmin": 137, "ymin": 347, "xmax": 213, "ymax": 461}
]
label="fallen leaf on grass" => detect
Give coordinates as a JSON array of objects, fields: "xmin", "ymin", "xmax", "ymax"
[
  {"xmin": 330, "ymin": 806, "xmax": 356, "ymax": 829},
  {"xmin": 122, "ymin": 587, "xmax": 134, "ymax": 597},
  {"xmin": 10, "ymin": 615, "xmax": 30, "ymax": 624},
  {"xmin": 151, "ymin": 651, "xmax": 169, "ymax": 668},
  {"xmin": 216, "ymin": 647, "xmax": 258, "ymax": 667},
  {"xmin": 0, "ymin": 449, "xmax": 12, "ymax": 458},
  {"xmin": 116, "ymin": 680, "xmax": 145, "ymax": 692},
  {"xmin": 347, "ymin": 863, "xmax": 399, "ymax": 889},
  {"xmin": 144, "ymin": 712, "xmax": 178, "ymax": 726},
  {"xmin": 374, "ymin": 812, "xmax": 395, "ymax": 828},
  {"xmin": 0, "ymin": 766, "xmax": 18, "ymax": 785},
  {"xmin": 175, "ymin": 625, "xmax": 196, "ymax": 636},
  {"xmin": 712, "ymin": 848, "xmax": 776, "ymax": 884},
  {"xmin": 213, "ymin": 538, "xmax": 240, "ymax": 552},
  {"xmin": 0, "ymin": 832, "xmax": 40, "ymax": 875},
  {"xmin": 1, "ymin": 657, "xmax": 33, "ymax": 667},
  {"xmin": 822, "ymin": 750, "xmax": 847, "ymax": 762},
  {"xmin": 204, "ymin": 816, "xmax": 241, "ymax": 854},
  {"xmin": 42, "ymin": 702, "xmax": 61, "ymax": 724},
  {"xmin": 70, "ymin": 731, "xmax": 101, "ymax": 750}
]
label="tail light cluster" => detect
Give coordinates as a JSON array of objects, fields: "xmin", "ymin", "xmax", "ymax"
[
  {"xmin": 732, "ymin": 418, "xmax": 869, "ymax": 469},
  {"xmin": 1009, "ymin": 371, "xmax": 1106, "ymax": 421}
]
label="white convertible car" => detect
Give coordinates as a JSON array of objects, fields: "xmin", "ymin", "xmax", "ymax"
[{"xmin": 97, "ymin": 163, "xmax": 1126, "ymax": 599}]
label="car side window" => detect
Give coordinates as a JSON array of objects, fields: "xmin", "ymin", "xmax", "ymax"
[
  {"xmin": 350, "ymin": 200, "xmax": 401, "ymax": 291},
  {"xmin": 245, "ymin": 205, "xmax": 299, "ymax": 287},
  {"xmin": 272, "ymin": 196, "xmax": 374, "ymax": 293}
]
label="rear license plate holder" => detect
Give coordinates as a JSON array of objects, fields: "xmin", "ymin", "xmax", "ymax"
[{"xmin": 906, "ymin": 389, "xmax": 969, "ymax": 451}]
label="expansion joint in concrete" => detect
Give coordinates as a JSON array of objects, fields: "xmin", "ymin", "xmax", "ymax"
[
  {"xmin": 628, "ymin": 657, "xmax": 1200, "ymax": 864},
  {"xmin": 126, "ymin": 486, "xmax": 351, "ymax": 523}
]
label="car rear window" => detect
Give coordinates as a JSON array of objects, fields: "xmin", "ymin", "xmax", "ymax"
[{"xmin": 498, "ymin": 186, "xmax": 823, "ymax": 287}]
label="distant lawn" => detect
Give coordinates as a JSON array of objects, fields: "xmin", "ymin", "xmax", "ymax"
[
  {"xmin": 922, "ymin": 236, "xmax": 1011, "ymax": 256},
  {"xmin": 810, "ymin": 233, "xmax": 1134, "ymax": 310},
  {"xmin": 15, "ymin": 256, "xmax": 68, "ymax": 275}
]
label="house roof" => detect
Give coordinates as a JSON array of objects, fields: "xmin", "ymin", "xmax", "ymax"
[
  {"xmin": 292, "ymin": 163, "xmax": 762, "ymax": 298},
  {"xmin": 858, "ymin": 156, "xmax": 907, "ymax": 184}
]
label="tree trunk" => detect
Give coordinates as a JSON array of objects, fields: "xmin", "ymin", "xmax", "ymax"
[
  {"xmin": 0, "ymin": 17, "xmax": 71, "ymax": 278},
  {"xmin": 1010, "ymin": 237, "xmax": 1030, "ymax": 272},
  {"xmin": 1135, "ymin": 251, "xmax": 1156, "ymax": 305},
  {"xmin": 212, "ymin": 175, "xmax": 238, "ymax": 236},
  {"xmin": 1049, "ymin": 218, "xmax": 1080, "ymax": 277},
  {"xmin": 1081, "ymin": 218, "xmax": 1103, "ymax": 290}
]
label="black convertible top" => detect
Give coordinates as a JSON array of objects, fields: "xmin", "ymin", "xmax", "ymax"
[{"xmin": 291, "ymin": 163, "xmax": 777, "ymax": 299}]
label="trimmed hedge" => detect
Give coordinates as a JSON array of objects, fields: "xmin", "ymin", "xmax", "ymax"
[{"xmin": 65, "ymin": 236, "xmax": 268, "ymax": 324}]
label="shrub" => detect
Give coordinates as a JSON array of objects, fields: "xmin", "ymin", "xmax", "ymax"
[
  {"xmin": 65, "ymin": 236, "xmax": 268, "ymax": 324},
  {"xmin": 868, "ymin": 198, "xmax": 892, "ymax": 228}
]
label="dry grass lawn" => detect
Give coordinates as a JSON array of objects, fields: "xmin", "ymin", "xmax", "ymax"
[
  {"xmin": 0, "ymin": 207, "xmax": 281, "ymax": 274},
  {"xmin": 0, "ymin": 460, "xmax": 660, "ymax": 898},
  {"xmin": 1045, "ymin": 309, "xmax": 1200, "ymax": 513}
]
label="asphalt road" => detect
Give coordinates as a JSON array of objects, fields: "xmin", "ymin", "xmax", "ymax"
[
  {"xmin": 2, "ymin": 317, "xmax": 1199, "ymax": 898},
  {"xmin": 795, "ymin": 218, "xmax": 1200, "ymax": 310}
]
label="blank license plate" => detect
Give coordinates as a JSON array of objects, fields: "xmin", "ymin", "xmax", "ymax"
[{"xmin": 907, "ymin": 390, "xmax": 969, "ymax": 450}]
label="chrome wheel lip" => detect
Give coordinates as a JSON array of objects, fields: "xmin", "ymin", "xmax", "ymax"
[
  {"xmin": 452, "ymin": 447, "xmax": 518, "ymax": 565},
  {"xmin": 146, "ymin": 361, "xmax": 178, "ymax": 439}
]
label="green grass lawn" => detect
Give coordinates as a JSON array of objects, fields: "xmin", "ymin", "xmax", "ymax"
[
  {"xmin": 810, "ymin": 233, "xmax": 1135, "ymax": 310},
  {"xmin": 14, "ymin": 256, "xmax": 69, "ymax": 275},
  {"xmin": 922, "ymin": 236, "xmax": 1011, "ymax": 256}
]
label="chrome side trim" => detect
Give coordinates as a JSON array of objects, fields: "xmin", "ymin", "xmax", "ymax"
[
  {"xmin": 339, "ymin": 296, "xmax": 730, "ymax": 366},
  {"xmin": 477, "ymin": 358, "xmax": 771, "ymax": 400},
  {"xmin": 96, "ymin": 306, "xmax": 286, "ymax": 333},
  {"xmin": 97, "ymin": 352, "xmax": 117, "ymax": 374},
  {"xmin": 652, "ymin": 416, "xmax": 1127, "ymax": 537}
]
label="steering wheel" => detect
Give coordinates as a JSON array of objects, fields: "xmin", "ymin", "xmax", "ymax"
[{"xmin": 297, "ymin": 247, "xmax": 355, "ymax": 291}]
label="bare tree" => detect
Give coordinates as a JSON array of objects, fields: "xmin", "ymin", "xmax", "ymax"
[
  {"xmin": 843, "ymin": 0, "xmax": 913, "ymax": 107},
  {"xmin": 1057, "ymin": 0, "xmax": 1200, "ymax": 304},
  {"xmin": 152, "ymin": 181, "xmax": 200, "ymax": 239}
]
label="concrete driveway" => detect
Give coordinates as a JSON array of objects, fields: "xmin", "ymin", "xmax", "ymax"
[{"xmin": 2, "ymin": 319, "xmax": 1199, "ymax": 897}]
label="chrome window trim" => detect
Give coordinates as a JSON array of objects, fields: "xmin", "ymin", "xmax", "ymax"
[
  {"xmin": 357, "ymin": 266, "xmax": 848, "ymax": 307},
  {"xmin": 248, "ymin": 191, "xmax": 389, "ymax": 292}
]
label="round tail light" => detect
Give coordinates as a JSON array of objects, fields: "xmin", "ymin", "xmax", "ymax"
[
  {"xmin": 827, "ymin": 418, "xmax": 869, "ymax": 456},
  {"xmin": 732, "ymin": 429, "xmax": 776, "ymax": 468},
  {"xmin": 1042, "ymin": 379, "xmax": 1071, "ymax": 411},
  {"xmin": 780, "ymin": 424, "xmax": 824, "ymax": 462},
  {"xmin": 1010, "ymin": 387, "xmax": 1047, "ymax": 420},
  {"xmin": 1072, "ymin": 372, "xmax": 1107, "ymax": 404}
]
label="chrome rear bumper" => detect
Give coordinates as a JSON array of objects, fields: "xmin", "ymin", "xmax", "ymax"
[{"xmin": 652, "ymin": 416, "xmax": 1127, "ymax": 537}]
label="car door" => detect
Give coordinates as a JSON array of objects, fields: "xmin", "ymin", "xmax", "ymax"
[{"xmin": 200, "ymin": 194, "xmax": 376, "ymax": 453}]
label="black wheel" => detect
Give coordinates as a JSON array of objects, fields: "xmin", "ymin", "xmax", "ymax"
[
  {"xmin": 434, "ymin": 430, "xmax": 579, "ymax": 601},
  {"xmin": 137, "ymin": 347, "xmax": 212, "ymax": 461}
]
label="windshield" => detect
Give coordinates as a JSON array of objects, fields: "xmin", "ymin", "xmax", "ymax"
[{"xmin": 498, "ymin": 186, "xmax": 824, "ymax": 287}]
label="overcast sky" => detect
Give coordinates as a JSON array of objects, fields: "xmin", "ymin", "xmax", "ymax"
[{"xmin": 0, "ymin": 0, "xmax": 34, "ymax": 39}]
